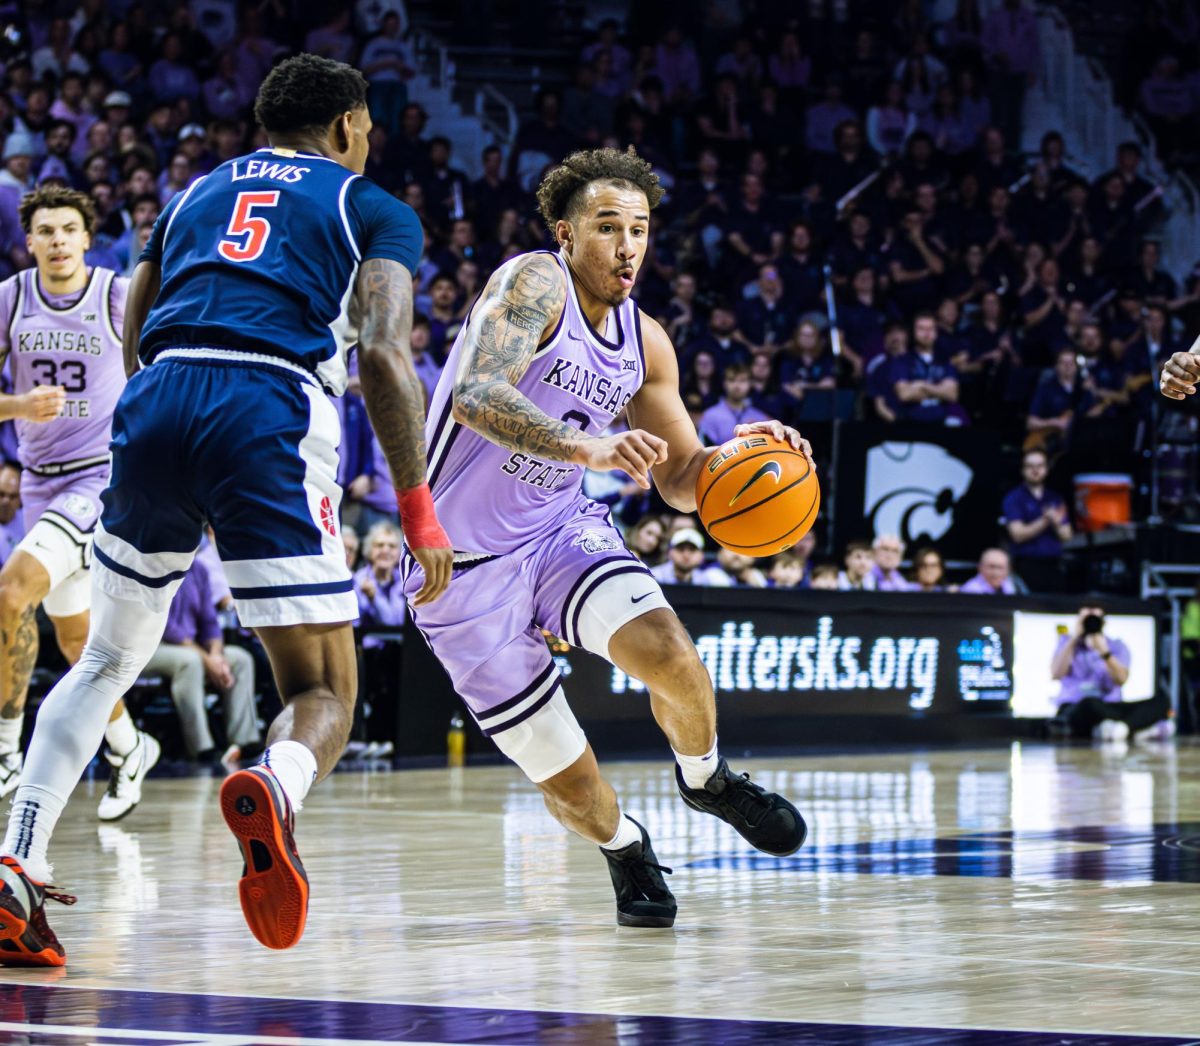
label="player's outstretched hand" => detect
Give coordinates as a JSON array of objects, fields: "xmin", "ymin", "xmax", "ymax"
[
  {"xmin": 410, "ymin": 545, "xmax": 453, "ymax": 607},
  {"xmin": 21, "ymin": 384, "xmax": 66, "ymax": 422},
  {"xmin": 734, "ymin": 420, "xmax": 817, "ymax": 472},
  {"xmin": 1161, "ymin": 351, "xmax": 1200, "ymax": 400},
  {"xmin": 582, "ymin": 430, "xmax": 668, "ymax": 490}
]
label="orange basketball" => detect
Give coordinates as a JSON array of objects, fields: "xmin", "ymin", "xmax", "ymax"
[{"xmin": 695, "ymin": 433, "xmax": 820, "ymax": 557}]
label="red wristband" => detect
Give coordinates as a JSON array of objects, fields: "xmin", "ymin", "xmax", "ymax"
[{"xmin": 395, "ymin": 483, "xmax": 451, "ymax": 550}]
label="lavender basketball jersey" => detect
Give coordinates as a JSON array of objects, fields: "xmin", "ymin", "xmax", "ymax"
[
  {"xmin": 2, "ymin": 267, "xmax": 127, "ymax": 470},
  {"xmin": 426, "ymin": 251, "xmax": 646, "ymax": 556}
]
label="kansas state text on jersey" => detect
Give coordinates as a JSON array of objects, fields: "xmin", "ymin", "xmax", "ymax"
[
  {"xmin": 0, "ymin": 266, "xmax": 127, "ymax": 470},
  {"xmin": 137, "ymin": 148, "xmax": 422, "ymax": 394},
  {"xmin": 425, "ymin": 250, "xmax": 646, "ymax": 557}
]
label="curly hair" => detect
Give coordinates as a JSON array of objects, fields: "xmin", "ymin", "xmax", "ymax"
[
  {"xmin": 19, "ymin": 185, "xmax": 96, "ymax": 235},
  {"xmin": 535, "ymin": 147, "xmax": 664, "ymax": 232},
  {"xmin": 254, "ymin": 53, "xmax": 368, "ymax": 138}
]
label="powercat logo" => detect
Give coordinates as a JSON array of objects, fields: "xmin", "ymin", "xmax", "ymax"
[
  {"xmin": 612, "ymin": 617, "xmax": 941, "ymax": 709},
  {"xmin": 864, "ymin": 442, "xmax": 972, "ymax": 544}
]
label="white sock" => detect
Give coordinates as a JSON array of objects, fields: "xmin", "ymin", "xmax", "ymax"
[
  {"xmin": 104, "ymin": 709, "xmax": 139, "ymax": 758},
  {"xmin": 3, "ymin": 784, "xmax": 65, "ymax": 882},
  {"xmin": 674, "ymin": 736, "xmax": 720, "ymax": 789},
  {"xmin": 261, "ymin": 741, "xmax": 317, "ymax": 813},
  {"xmin": 0, "ymin": 716, "xmax": 22, "ymax": 753},
  {"xmin": 599, "ymin": 813, "xmax": 642, "ymax": 851}
]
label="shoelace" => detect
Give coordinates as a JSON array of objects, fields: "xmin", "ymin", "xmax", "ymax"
[
  {"xmin": 719, "ymin": 771, "xmax": 774, "ymax": 826},
  {"xmin": 1, "ymin": 858, "xmax": 77, "ymax": 907}
]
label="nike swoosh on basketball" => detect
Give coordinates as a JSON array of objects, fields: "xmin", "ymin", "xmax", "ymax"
[
  {"xmin": 728, "ymin": 460, "xmax": 782, "ymax": 507},
  {"xmin": 631, "ymin": 592, "xmax": 654, "ymax": 604}
]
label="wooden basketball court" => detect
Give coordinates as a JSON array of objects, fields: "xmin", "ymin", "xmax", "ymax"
[{"xmin": 0, "ymin": 742, "xmax": 1197, "ymax": 1044}]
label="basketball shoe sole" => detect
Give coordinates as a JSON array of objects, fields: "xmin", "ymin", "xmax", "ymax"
[{"xmin": 219, "ymin": 767, "xmax": 309, "ymax": 950}]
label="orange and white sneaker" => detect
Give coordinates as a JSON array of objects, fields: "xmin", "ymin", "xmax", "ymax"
[
  {"xmin": 0, "ymin": 856, "xmax": 76, "ymax": 967},
  {"xmin": 219, "ymin": 766, "xmax": 309, "ymax": 950}
]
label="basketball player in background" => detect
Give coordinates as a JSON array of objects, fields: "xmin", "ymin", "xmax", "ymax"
[
  {"xmin": 405, "ymin": 148, "xmax": 812, "ymax": 928},
  {"xmin": 0, "ymin": 186, "xmax": 155, "ymax": 818}
]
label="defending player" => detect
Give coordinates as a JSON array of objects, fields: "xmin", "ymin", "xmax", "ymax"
[
  {"xmin": 0, "ymin": 55, "xmax": 452, "ymax": 966},
  {"xmin": 405, "ymin": 148, "xmax": 810, "ymax": 927},
  {"xmin": 0, "ymin": 186, "xmax": 156, "ymax": 820}
]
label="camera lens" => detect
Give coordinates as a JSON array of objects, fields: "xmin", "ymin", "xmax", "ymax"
[{"xmin": 1082, "ymin": 613, "xmax": 1103, "ymax": 635}]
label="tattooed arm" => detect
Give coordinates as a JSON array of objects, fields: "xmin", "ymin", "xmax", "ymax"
[
  {"xmin": 356, "ymin": 257, "xmax": 452, "ymax": 605},
  {"xmin": 453, "ymin": 253, "xmax": 668, "ymax": 485},
  {"xmin": 355, "ymin": 257, "xmax": 426, "ymax": 488}
]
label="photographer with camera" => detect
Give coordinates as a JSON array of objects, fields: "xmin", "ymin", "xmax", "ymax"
[{"xmin": 1050, "ymin": 604, "xmax": 1173, "ymax": 741}]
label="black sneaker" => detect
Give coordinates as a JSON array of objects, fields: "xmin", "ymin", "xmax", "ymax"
[
  {"xmin": 676, "ymin": 758, "xmax": 807, "ymax": 856},
  {"xmin": 600, "ymin": 818, "xmax": 677, "ymax": 928}
]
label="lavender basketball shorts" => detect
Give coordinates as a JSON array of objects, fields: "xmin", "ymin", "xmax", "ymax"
[
  {"xmin": 402, "ymin": 504, "xmax": 672, "ymax": 782},
  {"xmin": 14, "ymin": 465, "xmax": 107, "ymax": 617}
]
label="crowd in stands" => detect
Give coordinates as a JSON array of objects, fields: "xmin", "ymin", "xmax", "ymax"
[{"xmin": 0, "ymin": 0, "xmax": 1192, "ymax": 621}]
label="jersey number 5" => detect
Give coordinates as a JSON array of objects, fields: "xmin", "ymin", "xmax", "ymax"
[{"xmin": 218, "ymin": 190, "xmax": 279, "ymax": 263}]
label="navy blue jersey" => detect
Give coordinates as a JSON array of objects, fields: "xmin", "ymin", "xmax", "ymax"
[{"xmin": 138, "ymin": 148, "xmax": 422, "ymax": 394}]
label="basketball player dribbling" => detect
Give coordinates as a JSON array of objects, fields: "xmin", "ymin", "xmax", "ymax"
[{"xmin": 406, "ymin": 148, "xmax": 812, "ymax": 926}]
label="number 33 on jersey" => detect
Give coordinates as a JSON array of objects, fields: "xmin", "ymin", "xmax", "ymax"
[
  {"xmin": 0, "ymin": 266, "xmax": 127, "ymax": 470},
  {"xmin": 137, "ymin": 147, "xmax": 423, "ymax": 395}
]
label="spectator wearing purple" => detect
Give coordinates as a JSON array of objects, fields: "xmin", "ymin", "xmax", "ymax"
[
  {"xmin": 148, "ymin": 32, "xmax": 201, "ymax": 105},
  {"xmin": 582, "ymin": 20, "xmax": 632, "ymax": 94},
  {"xmin": 0, "ymin": 463, "xmax": 24, "ymax": 570},
  {"xmin": 1002, "ymin": 450, "xmax": 1072, "ymax": 592},
  {"xmin": 409, "ymin": 316, "xmax": 443, "ymax": 401},
  {"xmin": 360, "ymin": 12, "xmax": 414, "ymax": 134},
  {"xmin": 354, "ymin": 522, "xmax": 407, "ymax": 648},
  {"xmin": 650, "ymin": 528, "xmax": 734, "ymax": 587},
  {"xmin": 98, "ymin": 24, "xmax": 145, "ymax": 98},
  {"xmin": 654, "ymin": 27, "xmax": 701, "ymax": 108},
  {"xmin": 698, "ymin": 364, "xmax": 769, "ymax": 446},
  {"xmin": 867, "ymin": 81, "xmax": 917, "ymax": 156},
  {"xmin": 1051, "ymin": 605, "xmax": 1131, "ymax": 706},
  {"xmin": 143, "ymin": 566, "xmax": 261, "ymax": 761},
  {"xmin": 305, "ymin": 9, "xmax": 358, "ymax": 64},
  {"xmin": 157, "ymin": 152, "xmax": 194, "ymax": 207},
  {"xmin": 31, "ymin": 17, "xmax": 89, "ymax": 83},
  {"xmin": 890, "ymin": 312, "xmax": 959, "ymax": 423},
  {"xmin": 48, "ymin": 73, "xmax": 96, "ymax": 164},
  {"xmin": 805, "ymin": 82, "xmax": 858, "ymax": 155},
  {"xmin": 960, "ymin": 548, "xmax": 1019, "ymax": 594},
  {"xmin": 767, "ymin": 31, "xmax": 811, "ymax": 95},
  {"xmin": 871, "ymin": 534, "xmax": 915, "ymax": 591},
  {"xmin": 203, "ymin": 49, "xmax": 254, "ymax": 121}
]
